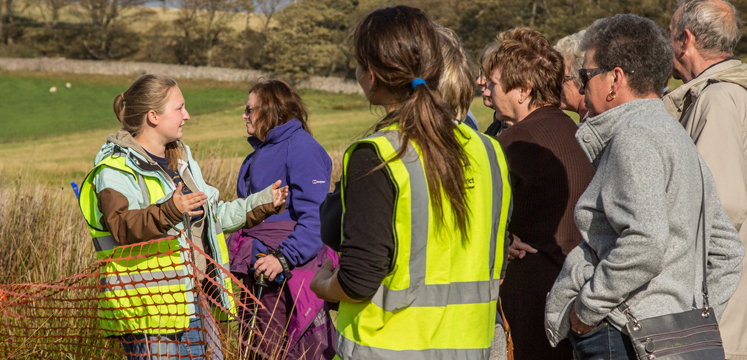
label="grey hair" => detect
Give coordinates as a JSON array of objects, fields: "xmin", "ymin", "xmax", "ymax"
[
  {"xmin": 673, "ymin": 0, "xmax": 742, "ymax": 57},
  {"xmin": 555, "ymin": 29, "xmax": 587, "ymax": 88},
  {"xmin": 582, "ymin": 14, "xmax": 673, "ymax": 96}
]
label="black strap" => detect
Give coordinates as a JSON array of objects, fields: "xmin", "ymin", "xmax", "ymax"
[
  {"xmin": 267, "ymin": 247, "xmax": 293, "ymax": 282},
  {"xmin": 697, "ymin": 159, "xmax": 710, "ymax": 314}
]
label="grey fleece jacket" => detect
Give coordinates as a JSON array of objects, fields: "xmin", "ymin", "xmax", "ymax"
[{"xmin": 544, "ymin": 98, "xmax": 744, "ymax": 346}]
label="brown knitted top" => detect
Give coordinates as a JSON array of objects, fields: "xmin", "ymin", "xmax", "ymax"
[{"xmin": 497, "ymin": 106, "xmax": 594, "ymax": 264}]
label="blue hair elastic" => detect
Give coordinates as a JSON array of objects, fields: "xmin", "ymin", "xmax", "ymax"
[{"xmin": 411, "ymin": 78, "xmax": 426, "ymax": 89}]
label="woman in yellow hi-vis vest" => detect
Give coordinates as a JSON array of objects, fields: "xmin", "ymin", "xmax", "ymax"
[
  {"xmin": 310, "ymin": 6, "xmax": 512, "ymax": 360},
  {"xmin": 78, "ymin": 74, "xmax": 288, "ymax": 359}
]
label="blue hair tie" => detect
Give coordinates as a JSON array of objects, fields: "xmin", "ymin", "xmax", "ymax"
[{"xmin": 411, "ymin": 78, "xmax": 426, "ymax": 89}]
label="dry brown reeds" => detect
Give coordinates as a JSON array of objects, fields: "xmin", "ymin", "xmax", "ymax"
[{"xmin": 0, "ymin": 146, "xmax": 344, "ymax": 358}]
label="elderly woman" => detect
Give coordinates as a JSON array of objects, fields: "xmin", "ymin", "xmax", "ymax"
[
  {"xmin": 477, "ymin": 41, "xmax": 508, "ymax": 136},
  {"xmin": 555, "ymin": 30, "xmax": 589, "ymax": 122},
  {"xmin": 482, "ymin": 28, "xmax": 595, "ymax": 360},
  {"xmin": 545, "ymin": 14, "xmax": 744, "ymax": 360}
]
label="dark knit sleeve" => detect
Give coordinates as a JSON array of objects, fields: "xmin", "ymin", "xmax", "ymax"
[{"xmin": 337, "ymin": 144, "xmax": 396, "ymax": 301}]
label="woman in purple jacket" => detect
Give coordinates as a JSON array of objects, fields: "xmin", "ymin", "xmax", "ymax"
[{"xmin": 228, "ymin": 80, "xmax": 336, "ymax": 359}]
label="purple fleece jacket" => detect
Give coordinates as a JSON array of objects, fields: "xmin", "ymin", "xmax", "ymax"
[{"xmin": 236, "ymin": 119, "xmax": 332, "ymax": 268}]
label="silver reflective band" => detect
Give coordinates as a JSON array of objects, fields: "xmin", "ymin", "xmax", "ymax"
[
  {"xmin": 367, "ymin": 130, "xmax": 503, "ymax": 311},
  {"xmin": 370, "ymin": 131, "xmax": 430, "ymax": 289},
  {"xmin": 334, "ymin": 329, "xmax": 490, "ymax": 360},
  {"xmin": 100, "ymin": 268, "xmax": 188, "ymax": 292},
  {"xmin": 93, "ymin": 235, "xmax": 121, "ymax": 252},
  {"xmin": 136, "ymin": 173, "xmax": 150, "ymax": 205},
  {"xmin": 475, "ymin": 132, "xmax": 504, "ymax": 278},
  {"xmin": 371, "ymin": 278, "xmax": 501, "ymax": 312}
]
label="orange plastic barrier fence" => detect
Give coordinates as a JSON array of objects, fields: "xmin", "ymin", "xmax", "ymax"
[{"xmin": 0, "ymin": 235, "xmax": 292, "ymax": 360}]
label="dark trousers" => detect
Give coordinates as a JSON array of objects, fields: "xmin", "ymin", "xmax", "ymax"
[{"xmin": 568, "ymin": 322, "xmax": 636, "ymax": 360}]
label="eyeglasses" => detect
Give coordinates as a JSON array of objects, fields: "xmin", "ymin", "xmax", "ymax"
[
  {"xmin": 244, "ymin": 106, "xmax": 253, "ymax": 114},
  {"xmin": 578, "ymin": 68, "xmax": 610, "ymax": 88}
]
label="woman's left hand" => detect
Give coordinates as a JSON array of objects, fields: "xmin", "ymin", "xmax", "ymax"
[
  {"xmin": 271, "ymin": 180, "xmax": 289, "ymax": 209},
  {"xmin": 569, "ymin": 300, "xmax": 597, "ymax": 335},
  {"xmin": 255, "ymin": 254, "xmax": 283, "ymax": 281}
]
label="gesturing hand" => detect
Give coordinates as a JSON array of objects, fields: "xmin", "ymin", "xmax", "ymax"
[
  {"xmin": 172, "ymin": 183, "xmax": 207, "ymax": 216},
  {"xmin": 272, "ymin": 180, "xmax": 289, "ymax": 209},
  {"xmin": 507, "ymin": 235, "xmax": 538, "ymax": 261}
]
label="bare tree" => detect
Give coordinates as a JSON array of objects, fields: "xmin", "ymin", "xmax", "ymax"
[
  {"xmin": 173, "ymin": 0, "xmax": 241, "ymax": 66},
  {"xmin": 236, "ymin": 0, "xmax": 254, "ymax": 30},
  {"xmin": 256, "ymin": 0, "xmax": 286, "ymax": 32},
  {"xmin": 72, "ymin": 0, "xmax": 153, "ymax": 59},
  {"xmin": 1, "ymin": 0, "xmax": 30, "ymax": 45}
]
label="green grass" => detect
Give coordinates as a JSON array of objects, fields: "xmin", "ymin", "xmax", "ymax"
[
  {"xmin": 0, "ymin": 72, "xmax": 250, "ymax": 143},
  {"xmin": 0, "ymin": 71, "xmax": 504, "ymax": 187}
]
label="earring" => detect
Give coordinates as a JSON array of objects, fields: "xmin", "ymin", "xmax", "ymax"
[{"xmin": 608, "ymin": 90, "xmax": 617, "ymax": 100}]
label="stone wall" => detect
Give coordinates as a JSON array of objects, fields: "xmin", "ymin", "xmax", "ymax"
[{"xmin": 0, "ymin": 57, "xmax": 364, "ymax": 95}]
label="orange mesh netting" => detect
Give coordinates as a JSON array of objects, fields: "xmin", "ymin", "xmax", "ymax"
[{"xmin": 0, "ymin": 234, "xmax": 293, "ymax": 360}]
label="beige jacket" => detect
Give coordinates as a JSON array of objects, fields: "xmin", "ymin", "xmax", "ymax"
[{"xmin": 663, "ymin": 59, "xmax": 747, "ymax": 360}]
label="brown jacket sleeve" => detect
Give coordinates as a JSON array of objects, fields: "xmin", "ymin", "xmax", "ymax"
[
  {"xmin": 98, "ymin": 188, "xmax": 183, "ymax": 245},
  {"xmin": 245, "ymin": 202, "xmax": 285, "ymax": 228}
]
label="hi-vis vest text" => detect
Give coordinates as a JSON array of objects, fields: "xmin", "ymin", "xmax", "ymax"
[
  {"xmin": 334, "ymin": 124, "xmax": 512, "ymax": 360},
  {"xmin": 78, "ymin": 151, "xmax": 234, "ymax": 336}
]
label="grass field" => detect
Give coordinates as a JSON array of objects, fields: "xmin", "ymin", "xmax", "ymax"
[{"xmin": 0, "ymin": 71, "xmax": 497, "ymax": 187}]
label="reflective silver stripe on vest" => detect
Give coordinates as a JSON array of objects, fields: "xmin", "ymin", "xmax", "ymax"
[
  {"xmin": 136, "ymin": 173, "xmax": 150, "ymax": 205},
  {"xmin": 334, "ymin": 328, "xmax": 490, "ymax": 360},
  {"xmin": 370, "ymin": 278, "xmax": 501, "ymax": 312},
  {"xmin": 100, "ymin": 268, "xmax": 189, "ymax": 292},
  {"xmin": 475, "ymin": 132, "xmax": 503, "ymax": 279},
  {"xmin": 366, "ymin": 131, "xmax": 501, "ymax": 311},
  {"xmin": 93, "ymin": 235, "xmax": 121, "ymax": 252}
]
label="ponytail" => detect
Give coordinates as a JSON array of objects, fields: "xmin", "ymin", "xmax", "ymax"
[
  {"xmin": 113, "ymin": 93, "xmax": 126, "ymax": 124},
  {"xmin": 356, "ymin": 6, "xmax": 471, "ymax": 238}
]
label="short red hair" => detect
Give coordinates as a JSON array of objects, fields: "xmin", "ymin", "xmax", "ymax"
[{"xmin": 482, "ymin": 28, "xmax": 564, "ymax": 108}]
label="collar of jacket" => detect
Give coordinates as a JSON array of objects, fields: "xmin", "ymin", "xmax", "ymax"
[
  {"xmin": 246, "ymin": 118, "xmax": 304, "ymax": 150},
  {"xmin": 576, "ymin": 98, "xmax": 663, "ymax": 168},
  {"xmin": 97, "ymin": 130, "xmax": 190, "ymax": 176},
  {"xmin": 663, "ymin": 59, "xmax": 746, "ymax": 120}
]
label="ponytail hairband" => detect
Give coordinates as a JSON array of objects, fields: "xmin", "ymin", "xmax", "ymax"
[
  {"xmin": 411, "ymin": 78, "xmax": 426, "ymax": 89},
  {"xmin": 120, "ymin": 93, "xmax": 126, "ymax": 105}
]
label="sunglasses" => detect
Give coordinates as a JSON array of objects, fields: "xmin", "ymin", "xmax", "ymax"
[
  {"xmin": 578, "ymin": 68, "xmax": 610, "ymax": 88},
  {"xmin": 244, "ymin": 106, "xmax": 253, "ymax": 114}
]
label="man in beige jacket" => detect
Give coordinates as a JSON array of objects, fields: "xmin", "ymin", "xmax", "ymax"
[{"xmin": 664, "ymin": 0, "xmax": 747, "ymax": 358}]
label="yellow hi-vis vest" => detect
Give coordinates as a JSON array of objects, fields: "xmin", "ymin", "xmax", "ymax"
[
  {"xmin": 335, "ymin": 124, "xmax": 512, "ymax": 360},
  {"xmin": 78, "ymin": 152, "xmax": 235, "ymax": 337}
]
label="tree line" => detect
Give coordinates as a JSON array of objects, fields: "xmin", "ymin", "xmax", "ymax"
[{"xmin": 2, "ymin": 0, "xmax": 747, "ymax": 82}]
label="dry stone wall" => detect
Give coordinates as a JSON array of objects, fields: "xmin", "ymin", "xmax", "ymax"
[{"xmin": 0, "ymin": 57, "xmax": 364, "ymax": 95}]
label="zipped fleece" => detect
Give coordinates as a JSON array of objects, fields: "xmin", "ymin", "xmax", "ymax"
[
  {"xmin": 93, "ymin": 130, "xmax": 282, "ymax": 261},
  {"xmin": 237, "ymin": 119, "xmax": 332, "ymax": 267},
  {"xmin": 544, "ymin": 99, "xmax": 744, "ymax": 346}
]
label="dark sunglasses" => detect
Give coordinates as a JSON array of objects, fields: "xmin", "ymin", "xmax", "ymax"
[
  {"xmin": 578, "ymin": 68, "xmax": 610, "ymax": 88},
  {"xmin": 244, "ymin": 106, "xmax": 253, "ymax": 114}
]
